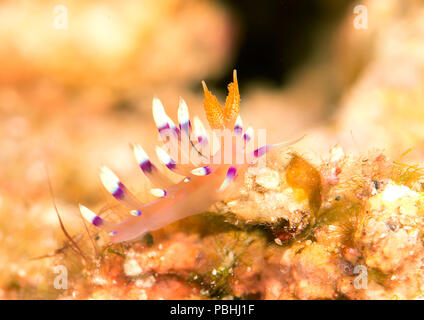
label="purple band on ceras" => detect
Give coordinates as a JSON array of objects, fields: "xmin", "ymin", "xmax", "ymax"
[
  {"xmin": 158, "ymin": 123, "xmax": 170, "ymax": 134},
  {"xmin": 179, "ymin": 120, "xmax": 191, "ymax": 134},
  {"xmin": 173, "ymin": 126, "xmax": 181, "ymax": 136},
  {"xmin": 204, "ymin": 166, "xmax": 212, "ymax": 175},
  {"xmin": 218, "ymin": 166, "xmax": 238, "ymax": 192},
  {"xmin": 227, "ymin": 166, "xmax": 237, "ymax": 178},
  {"xmin": 140, "ymin": 160, "xmax": 154, "ymax": 173},
  {"xmin": 198, "ymin": 136, "xmax": 208, "ymax": 144},
  {"xmin": 92, "ymin": 216, "xmax": 103, "ymax": 227},
  {"xmin": 131, "ymin": 210, "xmax": 142, "ymax": 217},
  {"xmin": 159, "ymin": 124, "xmax": 180, "ymax": 141},
  {"xmin": 234, "ymin": 125, "xmax": 243, "ymax": 135},
  {"xmin": 112, "ymin": 182, "xmax": 125, "ymax": 200},
  {"xmin": 166, "ymin": 161, "xmax": 177, "ymax": 170},
  {"xmin": 243, "ymin": 132, "xmax": 251, "ymax": 142},
  {"xmin": 253, "ymin": 145, "xmax": 270, "ymax": 158}
]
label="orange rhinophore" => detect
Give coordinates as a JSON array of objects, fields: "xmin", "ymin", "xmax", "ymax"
[
  {"xmin": 79, "ymin": 70, "xmax": 302, "ymax": 243},
  {"xmin": 223, "ymin": 69, "xmax": 240, "ymax": 128},
  {"xmin": 202, "ymin": 70, "xmax": 240, "ymax": 130}
]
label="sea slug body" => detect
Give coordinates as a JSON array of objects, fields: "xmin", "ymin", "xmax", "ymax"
[{"xmin": 80, "ymin": 70, "xmax": 300, "ymax": 243}]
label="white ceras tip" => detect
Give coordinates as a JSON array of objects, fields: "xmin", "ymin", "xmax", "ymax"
[
  {"xmin": 152, "ymin": 97, "xmax": 169, "ymax": 130},
  {"xmin": 79, "ymin": 204, "xmax": 102, "ymax": 226},
  {"xmin": 243, "ymin": 126, "xmax": 254, "ymax": 141},
  {"xmin": 133, "ymin": 143, "xmax": 149, "ymax": 165},
  {"xmin": 178, "ymin": 98, "xmax": 190, "ymax": 125},
  {"xmin": 191, "ymin": 166, "xmax": 211, "ymax": 176},
  {"xmin": 234, "ymin": 115, "xmax": 243, "ymax": 134},
  {"xmin": 155, "ymin": 146, "xmax": 174, "ymax": 166},
  {"xmin": 99, "ymin": 166, "xmax": 121, "ymax": 195},
  {"xmin": 218, "ymin": 166, "xmax": 237, "ymax": 192},
  {"xmin": 130, "ymin": 210, "xmax": 142, "ymax": 217},
  {"xmin": 150, "ymin": 188, "xmax": 167, "ymax": 197},
  {"xmin": 193, "ymin": 116, "xmax": 208, "ymax": 142}
]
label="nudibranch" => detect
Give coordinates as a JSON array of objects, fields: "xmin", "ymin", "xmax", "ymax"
[{"xmin": 80, "ymin": 70, "xmax": 301, "ymax": 243}]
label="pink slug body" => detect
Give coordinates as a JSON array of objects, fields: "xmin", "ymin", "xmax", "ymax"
[{"xmin": 79, "ymin": 71, "xmax": 299, "ymax": 243}]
